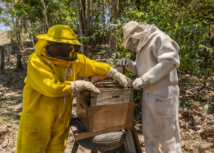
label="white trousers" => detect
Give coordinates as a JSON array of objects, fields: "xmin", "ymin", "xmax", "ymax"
[{"xmin": 142, "ymin": 85, "xmax": 182, "ymax": 153}]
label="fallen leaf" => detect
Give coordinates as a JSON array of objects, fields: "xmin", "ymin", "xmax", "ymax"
[
  {"xmin": 188, "ymin": 132, "xmax": 192, "ymax": 137},
  {"xmin": 8, "ymin": 139, "xmax": 14, "ymax": 148},
  {"xmin": 0, "ymin": 128, "xmax": 8, "ymax": 136},
  {"xmin": 181, "ymin": 128, "xmax": 187, "ymax": 133},
  {"xmin": 2, "ymin": 139, "xmax": 8, "ymax": 148},
  {"xmin": 204, "ymin": 104, "xmax": 209, "ymax": 111}
]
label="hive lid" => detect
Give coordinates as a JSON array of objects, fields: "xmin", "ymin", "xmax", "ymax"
[{"xmin": 94, "ymin": 81, "xmax": 124, "ymax": 90}]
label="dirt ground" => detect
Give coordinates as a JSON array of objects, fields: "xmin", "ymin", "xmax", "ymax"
[{"xmin": 0, "ymin": 55, "xmax": 214, "ymax": 153}]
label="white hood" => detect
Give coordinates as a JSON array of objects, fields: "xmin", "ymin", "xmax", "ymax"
[{"xmin": 133, "ymin": 25, "xmax": 165, "ymax": 54}]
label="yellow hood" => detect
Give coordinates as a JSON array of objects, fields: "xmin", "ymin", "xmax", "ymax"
[{"xmin": 34, "ymin": 39, "xmax": 76, "ymax": 68}]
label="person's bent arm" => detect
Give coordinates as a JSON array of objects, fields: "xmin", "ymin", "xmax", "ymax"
[
  {"xmin": 25, "ymin": 54, "xmax": 71, "ymax": 97},
  {"xmin": 77, "ymin": 54, "xmax": 133, "ymax": 88}
]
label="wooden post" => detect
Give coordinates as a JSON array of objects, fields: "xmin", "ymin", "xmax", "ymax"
[
  {"xmin": 0, "ymin": 46, "xmax": 1, "ymax": 84},
  {"xmin": 71, "ymin": 141, "xmax": 79, "ymax": 153},
  {"xmin": 124, "ymin": 128, "xmax": 137, "ymax": 153},
  {"xmin": 132, "ymin": 128, "xmax": 142, "ymax": 153},
  {"xmin": 0, "ymin": 46, "xmax": 4, "ymax": 83},
  {"xmin": 6, "ymin": 45, "xmax": 10, "ymax": 62},
  {"xmin": 119, "ymin": 144, "xmax": 127, "ymax": 153}
]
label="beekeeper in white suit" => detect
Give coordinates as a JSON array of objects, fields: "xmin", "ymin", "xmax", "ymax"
[{"xmin": 117, "ymin": 21, "xmax": 182, "ymax": 153}]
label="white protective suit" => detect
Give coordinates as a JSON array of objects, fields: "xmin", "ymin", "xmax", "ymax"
[{"xmin": 120, "ymin": 21, "xmax": 182, "ymax": 153}]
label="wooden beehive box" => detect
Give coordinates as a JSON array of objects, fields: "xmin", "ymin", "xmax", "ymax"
[{"xmin": 76, "ymin": 81, "xmax": 134, "ymax": 133}]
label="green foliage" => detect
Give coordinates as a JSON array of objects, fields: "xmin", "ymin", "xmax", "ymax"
[
  {"xmin": 104, "ymin": 0, "xmax": 214, "ymax": 112},
  {"xmin": 108, "ymin": 0, "xmax": 214, "ymax": 78},
  {"xmin": 0, "ymin": 6, "xmax": 3, "ymax": 13},
  {"xmin": 0, "ymin": 117, "xmax": 5, "ymax": 123},
  {"xmin": 134, "ymin": 106, "xmax": 142, "ymax": 120},
  {"xmin": 180, "ymin": 97, "xmax": 192, "ymax": 107}
]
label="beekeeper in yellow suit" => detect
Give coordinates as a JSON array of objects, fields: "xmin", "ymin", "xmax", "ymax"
[{"xmin": 17, "ymin": 25, "xmax": 132, "ymax": 153}]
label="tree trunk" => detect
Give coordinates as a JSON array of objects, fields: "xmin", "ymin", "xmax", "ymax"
[
  {"xmin": 79, "ymin": 0, "xmax": 88, "ymax": 56},
  {"xmin": 28, "ymin": 20, "xmax": 35, "ymax": 49},
  {"xmin": 135, "ymin": 0, "xmax": 141, "ymax": 10},
  {"xmin": 41, "ymin": 0, "xmax": 49, "ymax": 30},
  {"xmin": 75, "ymin": 0, "xmax": 85, "ymax": 54},
  {"xmin": 43, "ymin": 25, "xmax": 46, "ymax": 33},
  {"xmin": 112, "ymin": 0, "xmax": 121, "ymax": 21},
  {"xmin": 87, "ymin": 0, "xmax": 90, "ymax": 28},
  {"xmin": 89, "ymin": 41, "xmax": 93, "ymax": 59},
  {"xmin": 0, "ymin": 46, "xmax": 3, "ymax": 83},
  {"xmin": 6, "ymin": 45, "xmax": 10, "ymax": 62},
  {"xmin": 58, "ymin": 0, "xmax": 62, "ymax": 24},
  {"xmin": 90, "ymin": 0, "xmax": 94, "ymax": 25},
  {"xmin": 31, "ymin": 34, "xmax": 35, "ymax": 49},
  {"xmin": 80, "ymin": 0, "xmax": 87, "ymax": 33},
  {"xmin": 14, "ymin": 17, "xmax": 23, "ymax": 70},
  {"xmin": 86, "ymin": 0, "xmax": 91, "ymax": 58},
  {"xmin": 0, "ymin": 46, "xmax": 4, "ymax": 75},
  {"xmin": 109, "ymin": 0, "xmax": 120, "ymax": 50},
  {"xmin": 16, "ymin": 54, "xmax": 23, "ymax": 70},
  {"xmin": 102, "ymin": 0, "xmax": 105, "ymax": 28},
  {"xmin": 81, "ymin": 0, "xmax": 86, "ymax": 22}
]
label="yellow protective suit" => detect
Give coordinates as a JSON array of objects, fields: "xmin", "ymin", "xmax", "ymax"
[{"xmin": 17, "ymin": 39, "xmax": 111, "ymax": 153}]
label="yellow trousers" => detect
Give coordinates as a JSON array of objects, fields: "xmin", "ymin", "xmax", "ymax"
[{"xmin": 17, "ymin": 97, "xmax": 72, "ymax": 153}]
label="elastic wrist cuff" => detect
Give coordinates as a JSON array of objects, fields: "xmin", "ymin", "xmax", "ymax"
[
  {"xmin": 141, "ymin": 74, "xmax": 150, "ymax": 85},
  {"xmin": 70, "ymin": 82, "xmax": 76, "ymax": 93},
  {"xmin": 106, "ymin": 67, "xmax": 118, "ymax": 78}
]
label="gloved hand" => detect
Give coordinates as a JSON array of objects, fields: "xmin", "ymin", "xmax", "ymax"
[
  {"xmin": 106, "ymin": 68, "xmax": 133, "ymax": 88},
  {"xmin": 117, "ymin": 58, "xmax": 137, "ymax": 74},
  {"xmin": 133, "ymin": 77, "xmax": 147, "ymax": 90},
  {"xmin": 71, "ymin": 80, "xmax": 100, "ymax": 94},
  {"xmin": 133, "ymin": 60, "xmax": 175, "ymax": 90}
]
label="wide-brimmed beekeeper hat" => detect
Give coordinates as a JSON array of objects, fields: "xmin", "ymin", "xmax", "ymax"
[
  {"xmin": 36, "ymin": 25, "xmax": 81, "ymax": 45},
  {"xmin": 121, "ymin": 21, "xmax": 151, "ymax": 46},
  {"xmin": 122, "ymin": 21, "xmax": 139, "ymax": 47}
]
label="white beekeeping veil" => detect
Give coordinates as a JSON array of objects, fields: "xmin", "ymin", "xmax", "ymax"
[{"xmin": 122, "ymin": 22, "xmax": 152, "ymax": 53}]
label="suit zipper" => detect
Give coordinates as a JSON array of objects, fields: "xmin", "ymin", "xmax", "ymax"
[{"xmin": 59, "ymin": 68, "xmax": 66, "ymax": 119}]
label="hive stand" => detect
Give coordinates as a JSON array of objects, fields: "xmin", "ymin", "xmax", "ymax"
[{"xmin": 70, "ymin": 119, "xmax": 142, "ymax": 153}]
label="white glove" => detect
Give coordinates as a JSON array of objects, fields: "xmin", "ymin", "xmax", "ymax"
[
  {"xmin": 106, "ymin": 68, "xmax": 133, "ymax": 88},
  {"xmin": 133, "ymin": 78, "xmax": 146, "ymax": 90},
  {"xmin": 71, "ymin": 80, "xmax": 100, "ymax": 94},
  {"xmin": 133, "ymin": 60, "xmax": 175, "ymax": 90},
  {"xmin": 117, "ymin": 58, "xmax": 137, "ymax": 74}
]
